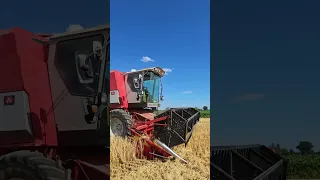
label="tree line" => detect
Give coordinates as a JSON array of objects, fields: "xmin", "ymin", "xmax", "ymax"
[{"xmin": 269, "ymin": 141, "xmax": 315, "ymax": 155}]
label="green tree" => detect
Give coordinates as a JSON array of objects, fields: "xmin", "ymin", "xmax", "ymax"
[
  {"xmin": 296, "ymin": 141, "xmax": 314, "ymax": 155},
  {"xmin": 280, "ymin": 148, "xmax": 289, "ymax": 156},
  {"xmin": 289, "ymin": 149, "xmax": 294, "ymax": 154},
  {"xmin": 203, "ymin": 106, "xmax": 208, "ymax": 110}
]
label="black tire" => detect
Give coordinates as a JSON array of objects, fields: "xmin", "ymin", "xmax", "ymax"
[
  {"xmin": 110, "ymin": 109, "xmax": 134, "ymax": 137},
  {"xmin": 0, "ymin": 150, "xmax": 70, "ymax": 180}
]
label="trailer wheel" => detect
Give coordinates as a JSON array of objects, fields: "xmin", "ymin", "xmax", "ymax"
[
  {"xmin": 0, "ymin": 150, "xmax": 70, "ymax": 180},
  {"xmin": 110, "ymin": 109, "xmax": 134, "ymax": 137}
]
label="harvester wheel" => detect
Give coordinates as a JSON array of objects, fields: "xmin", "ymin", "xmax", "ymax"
[
  {"xmin": 110, "ymin": 109, "xmax": 134, "ymax": 137},
  {"xmin": 0, "ymin": 150, "xmax": 70, "ymax": 180}
]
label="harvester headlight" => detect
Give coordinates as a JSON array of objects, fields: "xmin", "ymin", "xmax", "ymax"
[
  {"xmin": 153, "ymin": 67, "xmax": 165, "ymax": 76},
  {"xmin": 91, "ymin": 105, "xmax": 98, "ymax": 113}
]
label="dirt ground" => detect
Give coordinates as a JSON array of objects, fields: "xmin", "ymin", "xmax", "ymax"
[{"xmin": 110, "ymin": 118, "xmax": 210, "ymax": 180}]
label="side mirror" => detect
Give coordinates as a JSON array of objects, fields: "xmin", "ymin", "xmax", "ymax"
[
  {"xmin": 133, "ymin": 78, "xmax": 140, "ymax": 89},
  {"xmin": 77, "ymin": 54, "xmax": 89, "ymax": 70},
  {"xmin": 93, "ymin": 41, "xmax": 103, "ymax": 58},
  {"xmin": 138, "ymin": 74, "xmax": 143, "ymax": 90},
  {"xmin": 76, "ymin": 53, "xmax": 95, "ymax": 79},
  {"xmin": 81, "ymin": 64, "xmax": 90, "ymax": 72}
]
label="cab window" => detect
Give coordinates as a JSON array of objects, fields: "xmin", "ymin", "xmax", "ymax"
[{"xmin": 55, "ymin": 34, "xmax": 104, "ymax": 97}]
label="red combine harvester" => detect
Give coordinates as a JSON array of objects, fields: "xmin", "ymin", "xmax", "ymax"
[
  {"xmin": 0, "ymin": 25, "xmax": 110, "ymax": 180},
  {"xmin": 110, "ymin": 67, "xmax": 200, "ymax": 163}
]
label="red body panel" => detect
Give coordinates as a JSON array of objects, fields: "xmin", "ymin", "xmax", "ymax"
[
  {"xmin": 0, "ymin": 27, "xmax": 110, "ymax": 179},
  {"xmin": 110, "ymin": 70, "xmax": 128, "ymax": 109},
  {"xmin": 0, "ymin": 28, "xmax": 57, "ymax": 147}
]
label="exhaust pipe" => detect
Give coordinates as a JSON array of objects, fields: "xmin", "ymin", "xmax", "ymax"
[{"xmin": 154, "ymin": 139, "xmax": 188, "ymax": 164}]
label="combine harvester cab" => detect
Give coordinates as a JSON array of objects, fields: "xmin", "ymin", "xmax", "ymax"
[{"xmin": 211, "ymin": 145, "xmax": 288, "ymax": 180}]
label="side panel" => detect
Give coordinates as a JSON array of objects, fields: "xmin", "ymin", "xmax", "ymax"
[
  {"xmin": 15, "ymin": 28, "xmax": 58, "ymax": 146},
  {"xmin": 47, "ymin": 29, "xmax": 108, "ymax": 146},
  {"xmin": 0, "ymin": 91, "xmax": 33, "ymax": 145},
  {"xmin": 109, "ymin": 70, "xmax": 128, "ymax": 108},
  {"xmin": 125, "ymin": 73, "xmax": 141, "ymax": 104},
  {"xmin": 0, "ymin": 28, "xmax": 57, "ymax": 146},
  {"xmin": 110, "ymin": 90, "xmax": 120, "ymax": 104}
]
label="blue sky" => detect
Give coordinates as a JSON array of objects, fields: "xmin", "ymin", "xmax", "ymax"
[
  {"xmin": 0, "ymin": 0, "xmax": 109, "ymax": 33},
  {"xmin": 110, "ymin": 0, "xmax": 210, "ymax": 110},
  {"xmin": 211, "ymin": 0, "xmax": 320, "ymax": 150}
]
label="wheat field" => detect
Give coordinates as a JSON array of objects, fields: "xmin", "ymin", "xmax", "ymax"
[{"xmin": 110, "ymin": 118, "xmax": 210, "ymax": 180}]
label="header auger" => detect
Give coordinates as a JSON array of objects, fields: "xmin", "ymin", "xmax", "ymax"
[{"xmin": 110, "ymin": 67, "xmax": 200, "ymax": 163}]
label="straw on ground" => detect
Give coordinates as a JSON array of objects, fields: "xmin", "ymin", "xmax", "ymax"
[{"xmin": 110, "ymin": 118, "xmax": 210, "ymax": 180}]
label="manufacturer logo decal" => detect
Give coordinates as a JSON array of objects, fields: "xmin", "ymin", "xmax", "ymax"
[{"xmin": 4, "ymin": 95, "xmax": 15, "ymax": 106}]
